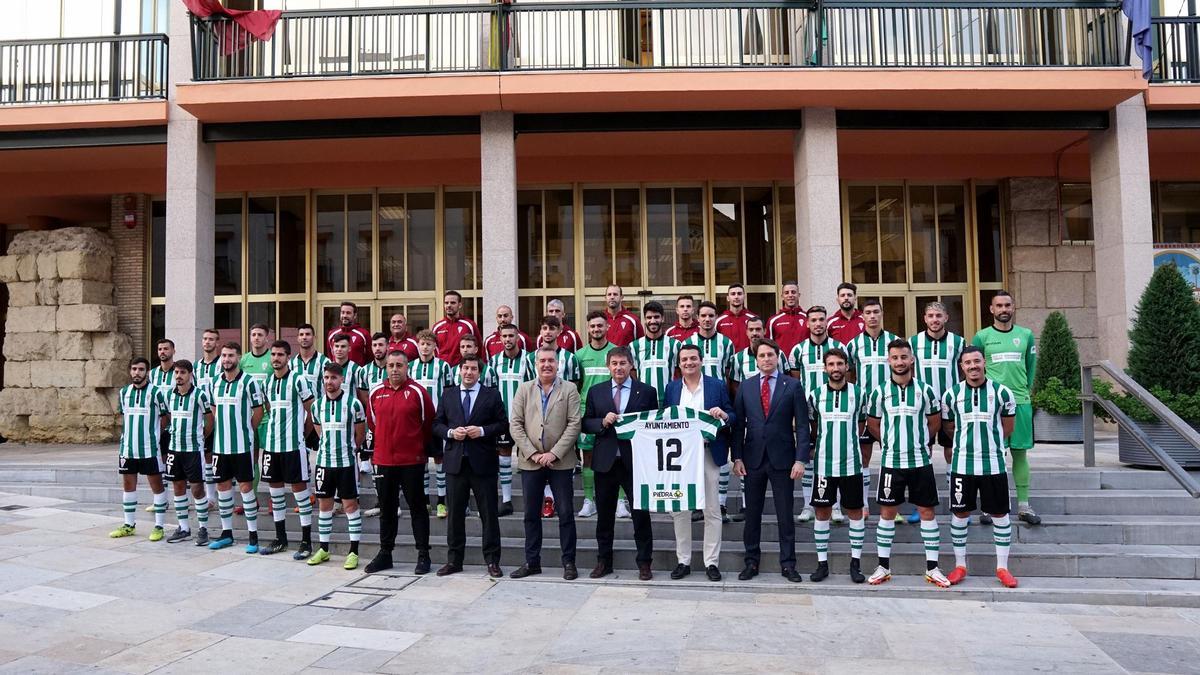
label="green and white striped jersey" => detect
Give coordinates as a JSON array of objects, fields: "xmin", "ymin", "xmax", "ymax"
[
  {"xmin": 332, "ymin": 359, "xmax": 361, "ymax": 397},
  {"xmin": 866, "ymin": 377, "xmax": 941, "ymax": 469},
  {"xmin": 484, "ymin": 350, "xmax": 532, "ymax": 417},
  {"xmin": 525, "ymin": 347, "xmax": 580, "ymax": 385},
  {"xmin": 289, "ymin": 351, "xmax": 331, "ymax": 398},
  {"xmin": 787, "ymin": 337, "xmax": 846, "ymax": 394},
  {"xmin": 846, "ymin": 330, "xmax": 899, "ymax": 395},
  {"xmin": 808, "ymin": 383, "xmax": 866, "ymax": 477},
  {"xmin": 150, "ymin": 363, "xmax": 175, "ymax": 391},
  {"xmin": 118, "ymin": 383, "xmax": 168, "ymax": 459},
  {"xmin": 195, "ymin": 356, "xmax": 222, "ymax": 394},
  {"xmin": 910, "ymin": 331, "xmax": 966, "ymax": 400},
  {"xmin": 411, "ymin": 357, "xmax": 453, "ymax": 411},
  {"xmin": 728, "ymin": 348, "xmax": 759, "ymax": 384},
  {"xmin": 164, "ymin": 385, "xmax": 212, "ymax": 454},
  {"xmin": 942, "ymin": 379, "xmax": 1016, "ymax": 475},
  {"xmin": 264, "ymin": 369, "xmax": 316, "ymax": 453},
  {"xmin": 630, "ymin": 336, "xmax": 679, "ymax": 405},
  {"xmin": 682, "ymin": 332, "xmax": 734, "ymax": 381},
  {"xmin": 312, "ymin": 392, "xmax": 366, "ymax": 468},
  {"xmin": 210, "ymin": 371, "xmax": 265, "ymax": 455},
  {"xmin": 356, "ymin": 361, "xmax": 388, "ymax": 394}
]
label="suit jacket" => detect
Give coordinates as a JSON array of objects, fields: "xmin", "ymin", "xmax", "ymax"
[
  {"xmin": 731, "ymin": 372, "xmax": 811, "ymax": 471},
  {"xmin": 662, "ymin": 375, "xmax": 737, "ymax": 466},
  {"xmin": 509, "ymin": 378, "xmax": 582, "ymax": 472},
  {"xmin": 582, "ymin": 378, "xmax": 659, "ymax": 473},
  {"xmin": 433, "ymin": 384, "xmax": 508, "ymax": 476}
]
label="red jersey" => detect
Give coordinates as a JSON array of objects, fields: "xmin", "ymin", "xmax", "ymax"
[
  {"xmin": 326, "ymin": 324, "xmax": 372, "ymax": 365},
  {"xmin": 558, "ymin": 325, "xmax": 583, "ymax": 352},
  {"xmin": 369, "ymin": 379, "xmax": 434, "ymax": 467},
  {"xmin": 767, "ymin": 307, "xmax": 810, "ymax": 356},
  {"xmin": 387, "ymin": 335, "xmax": 419, "ymax": 361},
  {"xmin": 665, "ymin": 322, "xmax": 699, "ymax": 342},
  {"xmin": 605, "ymin": 308, "xmax": 643, "ymax": 347},
  {"xmin": 715, "ymin": 309, "xmax": 761, "ymax": 353},
  {"xmin": 432, "ymin": 316, "xmax": 481, "ymax": 366},
  {"xmin": 827, "ymin": 310, "xmax": 866, "ymax": 344},
  {"xmin": 483, "ymin": 330, "xmax": 535, "ymax": 357}
]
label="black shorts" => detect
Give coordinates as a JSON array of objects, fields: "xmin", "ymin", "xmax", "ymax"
[
  {"xmin": 876, "ymin": 465, "xmax": 939, "ymax": 508},
  {"xmin": 159, "ymin": 430, "xmax": 171, "ymax": 454},
  {"xmin": 810, "ymin": 473, "xmax": 865, "ymax": 510},
  {"xmin": 496, "ymin": 431, "xmax": 514, "ymax": 450},
  {"xmin": 949, "ymin": 472, "xmax": 1010, "ymax": 515},
  {"xmin": 211, "ymin": 453, "xmax": 255, "ymax": 484},
  {"xmin": 313, "ymin": 465, "xmax": 358, "ymax": 500},
  {"xmin": 304, "ymin": 429, "xmax": 320, "ymax": 452},
  {"xmin": 927, "ymin": 428, "xmax": 953, "ymax": 450},
  {"xmin": 261, "ymin": 450, "xmax": 309, "ymax": 485},
  {"xmin": 858, "ymin": 429, "xmax": 876, "ymax": 445},
  {"xmin": 118, "ymin": 456, "xmax": 163, "ymax": 476},
  {"xmin": 163, "ymin": 451, "xmax": 203, "ymax": 483}
]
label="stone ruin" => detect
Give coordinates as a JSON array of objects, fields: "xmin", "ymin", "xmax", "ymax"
[{"xmin": 0, "ymin": 227, "xmax": 132, "ymax": 443}]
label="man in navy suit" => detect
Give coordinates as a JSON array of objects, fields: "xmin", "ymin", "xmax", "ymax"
[
  {"xmin": 731, "ymin": 337, "xmax": 811, "ymax": 582},
  {"xmin": 432, "ymin": 355, "xmax": 508, "ymax": 579},
  {"xmin": 663, "ymin": 344, "xmax": 735, "ymax": 581},
  {"xmin": 582, "ymin": 346, "xmax": 660, "ymax": 580}
]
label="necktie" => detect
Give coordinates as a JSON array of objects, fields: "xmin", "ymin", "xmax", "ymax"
[
  {"xmin": 462, "ymin": 388, "xmax": 473, "ymax": 419},
  {"xmin": 761, "ymin": 375, "xmax": 772, "ymax": 416},
  {"xmin": 613, "ymin": 383, "xmax": 623, "ymax": 413}
]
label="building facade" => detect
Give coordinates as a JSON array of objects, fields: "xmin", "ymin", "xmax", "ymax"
[{"xmin": 0, "ymin": 1, "xmax": 1197, "ymax": 442}]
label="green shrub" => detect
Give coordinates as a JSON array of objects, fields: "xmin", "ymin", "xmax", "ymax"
[
  {"xmin": 1033, "ymin": 311, "xmax": 1080, "ymax": 391},
  {"xmin": 1031, "ymin": 376, "xmax": 1081, "ymax": 415},
  {"xmin": 1127, "ymin": 264, "xmax": 1200, "ymax": 396}
]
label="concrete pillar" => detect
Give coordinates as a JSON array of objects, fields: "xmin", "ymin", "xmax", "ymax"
[
  {"xmin": 1089, "ymin": 95, "xmax": 1153, "ymax": 367},
  {"xmin": 480, "ymin": 111, "xmax": 517, "ymax": 336},
  {"xmin": 164, "ymin": 4, "xmax": 215, "ymax": 358},
  {"xmin": 793, "ymin": 108, "xmax": 842, "ymax": 310}
]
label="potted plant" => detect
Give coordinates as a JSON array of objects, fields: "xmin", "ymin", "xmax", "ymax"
[
  {"xmin": 1114, "ymin": 264, "xmax": 1200, "ymax": 467},
  {"xmin": 1032, "ymin": 311, "xmax": 1084, "ymax": 442}
]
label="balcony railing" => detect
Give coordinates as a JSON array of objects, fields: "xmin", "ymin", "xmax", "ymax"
[
  {"xmin": 1151, "ymin": 16, "xmax": 1200, "ymax": 83},
  {"xmin": 0, "ymin": 34, "xmax": 168, "ymax": 105},
  {"xmin": 189, "ymin": 0, "xmax": 1128, "ymax": 80}
]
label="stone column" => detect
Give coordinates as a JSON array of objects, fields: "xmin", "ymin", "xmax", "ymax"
[
  {"xmin": 1089, "ymin": 95, "xmax": 1153, "ymax": 367},
  {"xmin": 165, "ymin": 3, "xmax": 215, "ymax": 358},
  {"xmin": 480, "ymin": 111, "xmax": 517, "ymax": 336},
  {"xmin": 793, "ymin": 108, "xmax": 842, "ymax": 309}
]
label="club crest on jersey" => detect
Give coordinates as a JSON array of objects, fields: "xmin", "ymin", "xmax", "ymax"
[{"xmin": 1012, "ymin": 338, "xmax": 1020, "ymax": 346}]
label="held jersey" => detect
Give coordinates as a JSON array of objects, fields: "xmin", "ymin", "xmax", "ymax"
[
  {"xmin": 942, "ymin": 380, "xmax": 1016, "ymax": 475},
  {"xmin": 195, "ymin": 357, "xmax": 222, "ymax": 394},
  {"xmin": 910, "ymin": 331, "xmax": 966, "ymax": 399},
  {"xmin": 630, "ymin": 336, "xmax": 679, "ymax": 405},
  {"xmin": 264, "ymin": 369, "xmax": 315, "ymax": 453},
  {"xmin": 788, "ymin": 337, "xmax": 845, "ymax": 395},
  {"xmin": 728, "ymin": 348, "xmax": 759, "ymax": 384},
  {"xmin": 525, "ymin": 346, "xmax": 580, "ymax": 384},
  {"xmin": 164, "ymin": 385, "xmax": 213, "ymax": 454},
  {"xmin": 971, "ymin": 325, "xmax": 1037, "ymax": 404},
  {"xmin": 808, "ymin": 383, "xmax": 866, "ymax": 477},
  {"xmin": 846, "ymin": 330, "xmax": 899, "ymax": 394},
  {"xmin": 682, "ymin": 332, "xmax": 735, "ymax": 380},
  {"xmin": 210, "ymin": 371, "xmax": 265, "ymax": 455},
  {"xmin": 616, "ymin": 406, "xmax": 723, "ymax": 512},
  {"xmin": 410, "ymin": 357, "xmax": 454, "ymax": 411},
  {"xmin": 484, "ymin": 350, "xmax": 533, "ymax": 417},
  {"xmin": 118, "ymin": 383, "xmax": 168, "ymax": 459},
  {"xmin": 289, "ymin": 352, "xmax": 331, "ymax": 398},
  {"xmin": 866, "ymin": 377, "xmax": 940, "ymax": 470}
]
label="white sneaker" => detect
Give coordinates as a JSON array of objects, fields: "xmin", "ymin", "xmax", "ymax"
[
  {"xmin": 796, "ymin": 506, "xmax": 815, "ymax": 523},
  {"xmin": 831, "ymin": 505, "xmax": 847, "ymax": 525},
  {"xmin": 616, "ymin": 499, "xmax": 631, "ymax": 519},
  {"xmin": 363, "ymin": 507, "xmax": 381, "ymax": 518},
  {"xmin": 577, "ymin": 498, "xmax": 597, "ymax": 518},
  {"xmin": 867, "ymin": 565, "xmax": 892, "ymax": 585},
  {"xmin": 925, "ymin": 567, "xmax": 952, "ymax": 588},
  {"xmin": 359, "ymin": 459, "xmax": 373, "ymax": 475}
]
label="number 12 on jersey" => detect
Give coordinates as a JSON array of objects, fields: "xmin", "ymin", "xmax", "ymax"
[{"xmin": 616, "ymin": 406, "xmax": 723, "ymax": 513}]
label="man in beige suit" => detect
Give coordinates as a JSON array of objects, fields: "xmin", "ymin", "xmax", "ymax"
[{"xmin": 509, "ymin": 345, "xmax": 583, "ymax": 580}]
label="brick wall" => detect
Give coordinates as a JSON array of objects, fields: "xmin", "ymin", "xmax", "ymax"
[
  {"xmin": 1005, "ymin": 177, "xmax": 1099, "ymax": 364},
  {"xmin": 110, "ymin": 194, "xmax": 148, "ymax": 357}
]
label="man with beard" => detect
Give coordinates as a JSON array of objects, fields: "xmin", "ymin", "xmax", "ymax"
[
  {"xmin": 788, "ymin": 306, "xmax": 847, "ymax": 525},
  {"xmin": 326, "ymin": 301, "xmax": 372, "ymax": 365},
  {"xmin": 259, "ymin": 340, "xmax": 316, "ymax": 558},
  {"xmin": 575, "ymin": 311, "xmax": 618, "ymax": 518},
  {"xmin": 484, "ymin": 305, "xmax": 535, "ymax": 357},
  {"xmin": 827, "ymin": 282, "xmax": 865, "ymax": 344},
  {"xmin": 152, "ymin": 338, "xmax": 176, "ymax": 390},
  {"xmin": 162, "ymin": 360, "xmax": 214, "ymax": 546},
  {"xmin": 604, "ymin": 285, "xmax": 644, "ymax": 347},
  {"xmin": 768, "ymin": 281, "xmax": 810, "ymax": 356},
  {"xmin": 110, "ymin": 357, "xmax": 170, "ymax": 541},
  {"xmin": 716, "ymin": 284, "xmax": 761, "ymax": 353},
  {"xmin": 630, "ymin": 301, "xmax": 678, "ymax": 406},
  {"xmin": 844, "ymin": 299, "xmax": 899, "ymax": 522},
  {"xmin": 434, "ymin": 290, "xmax": 482, "ymax": 366},
  {"xmin": 483, "ymin": 323, "xmax": 533, "ymax": 515},
  {"xmin": 207, "ymin": 342, "xmax": 266, "ymax": 552},
  {"xmin": 665, "ymin": 295, "xmax": 699, "ymax": 342}
]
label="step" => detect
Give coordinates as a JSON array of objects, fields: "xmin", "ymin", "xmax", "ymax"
[{"xmin": 46, "ymin": 504, "xmax": 1200, "ymax": 581}]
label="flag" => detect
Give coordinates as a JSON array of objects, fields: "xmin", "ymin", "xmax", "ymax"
[
  {"xmin": 182, "ymin": 0, "xmax": 282, "ymax": 56},
  {"xmin": 1122, "ymin": 0, "xmax": 1151, "ymax": 80}
]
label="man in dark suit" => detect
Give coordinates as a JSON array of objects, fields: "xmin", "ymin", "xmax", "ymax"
[
  {"xmin": 662, "ymin": 344, "xmax": 735, "ymax": 581},
  {"xmin": 432, "ymin": 355, "xmax": 508, "ymax": 578},
  {"xmin": 582, "ymin": 346, "xmax": 659, "ymax": 580},
  {"xmin": 731, "ymin": 337, "xmax": 811, "ymax": 582}
]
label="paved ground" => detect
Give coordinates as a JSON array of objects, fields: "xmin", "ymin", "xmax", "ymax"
[{"xmin": 0, "ymin": 488, "xmax": 1197, "ymax": 674}]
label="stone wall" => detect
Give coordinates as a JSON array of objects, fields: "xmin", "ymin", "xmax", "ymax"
[
  {"xmin": 1005, "ymin": 177, "xmax": 1099, "ymax": 364},
  {"xmin": 0, "ymin": 228, "xmax": 132, "ymax": 442},
  {"xmin": 111, "ymin": 194, "xmax": 149, "ymax": 356}
]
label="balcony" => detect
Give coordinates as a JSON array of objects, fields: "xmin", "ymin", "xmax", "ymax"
[
  {"xmin": 0, "ymin": 34, "xmax": 169, "ymax": 105},
  {"xmin": 1152, "ymin": 16, "xmax": 1200, "ymax": 83},
  {"xmin": 189, "ymin": 0, "xmax": 1129, "ymax": 80}
]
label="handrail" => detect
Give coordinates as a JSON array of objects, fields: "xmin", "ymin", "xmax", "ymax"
[
  {"xmin": 1151, "ymin": 15, "xmax": 1200, "ymax": 83},
  {"xmin": 1080, "ymin": 361, "xmax": 1200, "ymax": 498},
  {"xmin": 0, "ymin": 33, "xmax": 169, "ymax": 105}
]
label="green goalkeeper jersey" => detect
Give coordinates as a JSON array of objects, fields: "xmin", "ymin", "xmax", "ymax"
[{"xmin": 971, "ymin": 325, "xmax": 1037, "ymax": 404}]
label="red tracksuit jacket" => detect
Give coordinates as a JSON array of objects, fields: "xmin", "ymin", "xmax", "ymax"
[{"xmin": 369, "ymin": 379, "xmax": 434, "ymax": 467}]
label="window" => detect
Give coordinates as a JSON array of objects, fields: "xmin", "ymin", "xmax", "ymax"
[
  {"xmin": 1156, "ymin": 182, "xmax": 1200, "ymax": 245},
  {"xmin": 1060, "ymin": 183, "xmax": 1093, "ymax": 242}
]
